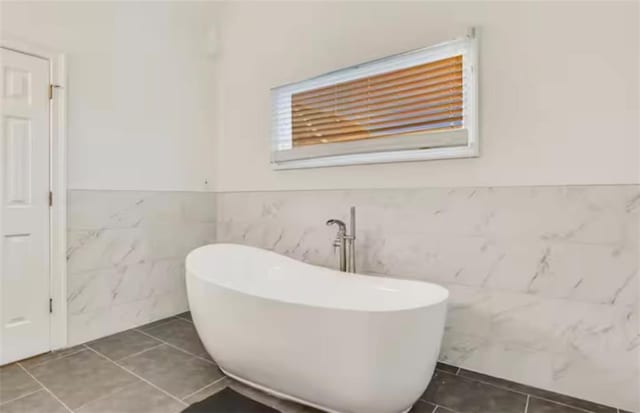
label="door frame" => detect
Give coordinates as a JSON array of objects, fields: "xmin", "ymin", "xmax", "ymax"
[{"xmin": 1, "ymin": 37, "xmax": 68, "ymax": 352}]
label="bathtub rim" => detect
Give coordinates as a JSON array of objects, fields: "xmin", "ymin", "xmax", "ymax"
[{"xmin": 186, "ymin": 243, "xmax": 449, "ymax": 313}]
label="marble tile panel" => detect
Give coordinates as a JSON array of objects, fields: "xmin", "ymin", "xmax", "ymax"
[
  {"xmin": 214, "ymin": 185, "xmax": 639, "ymax": 411},
  {"xmin": 66, "ymin": 190, "xmax": 215, "ymax": 346}
]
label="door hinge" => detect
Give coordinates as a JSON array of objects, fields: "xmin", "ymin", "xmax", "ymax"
[
  {"xmin": 48, "ymin": 84, "xmax": 61, "ymax": 100},
  {"xmin": 49, "ymin": 191, "xmax": 53, "ymax": 207},
  {"xmin": 49, "ymin": 298, "xmax": 53, "ymax": 314}
]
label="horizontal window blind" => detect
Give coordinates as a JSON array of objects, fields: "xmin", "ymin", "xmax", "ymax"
[
  {"xmin": 270, "ymin": 34, "xmax": 478, "ymax": 169},
  {"xmin": 291, "ymin": 55, "xmax": 463, "ymax": 147}
]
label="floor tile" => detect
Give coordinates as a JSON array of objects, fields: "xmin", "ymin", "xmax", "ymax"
[
  {"xmin": 410, "ymin": 399, "xmax": 437, "ymax": 412},
  {"xmin": 458, "ymin": 369, "xmax": 617, "ymax": 413},
  {"xmin": 87, "ymin": 329, "xmax": 161, "ymax": 361},
  {"xmin": 0, "ymin": 364, "xmax": 41, "ymax": 404},
  {"xmin": 143, "ymin": 318, "xmax": 209, "ymax": 357},
  {"xmin": 284, "ymin": 404, "xmax": 326, "ymax": 413},
  {"xmin": 75, "ymin": 380, "xmax": 185, "ymax": 413},
  {"xmin": 136, "ymin": 316, "xmax": 177, "ymax": 332},
  {"xmin": 119, "ymin": 344, "xmax": 223, "ymax": 399},
  {"xmin": 28, "ymin": 349, "xmax": 139, "ymax": 409},
  {"xmin": 0, "ymin": 389, "xmax": 68, "ymax": 413},
  {"xmin": 19, "ymin": 345, "xmax": 86, "ymax": 371},
  {"xmin": 422, "ymin": 370, "xmax": 527, "ymax": 413},
  {"xmin": 183, "ymin": 377, "xmax": 229, "ymax": 404},
  {"xmin": 436, "ymin": 362, "xmax": 459, "ymax": 374},
  {"xmin": 433, "ymin": 407, "xmax": 458, "ymax": 413},
  {"xmin": 527, "ymin": 397, "xmax": 588, "ymax": 413},
  {"xmin": 177, "ymin": 311, "xmax": 193, "ymax": 322}
]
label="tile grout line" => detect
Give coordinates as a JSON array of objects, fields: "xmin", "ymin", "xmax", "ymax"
[
  {"xmin": 433, "ymin": 404, "xmax": 464, "ymax": 413},
  {"xmin": 71, "ymin": 379, "xmax": 140, "ymax": 412},
  {"xmin": 449, "ymin": 370, "xmax": 606, "ymax": 413},
  {"xmin": 180, "ymin": 376, "xmax": 228, "ymax": 401},
  {"xmin": 437, "ymin": 370, "xmax": 531, "ymax": 397},
  {"xmin": 505, "ymin": 391, "xmax": 605, "ymax": 413},
  {"xmin": 0, "ymin": 387, "xmax": 47, "ymax": 406},
  {"xmin": 16, "ymin": 363, "xmax": 74, "ymax": 413},
  {"xmin": 134, "ymin": 328, "xmax": 216, "ymax": 365},
  {"xmin": 134, "ymin": 317, "xmax": 180, "ymax": 332},
  {"xmin": 19, "ymin": 347, "xmax": 87, "ymax": 371},
  {"xmin": 433, "ymin": 369, "xmax": 613, "ymax": 413},
  {"xmin": 175, "ymin": 315, "xmax": 193, "ymax": 323},
  {"xmin": 102, "ymin": 343, "xmax": 165, "ymax": 363},
  {"xmin": 84, "ymin": 346, "xmax": 188, "ymax": 407}
]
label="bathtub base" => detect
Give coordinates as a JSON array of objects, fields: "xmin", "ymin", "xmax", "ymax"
[
  {"xmin": 221, "ymin": 367, "xmax": 413, "ymax": 413},
  {"xmin": 221, "ymin": 367, "xmax": 342, "ymax": 413}
]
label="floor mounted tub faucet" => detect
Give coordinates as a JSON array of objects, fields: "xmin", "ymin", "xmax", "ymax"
[{"xmin": 326, "ymin": 207, "xmax": 356, "ymax": 273}]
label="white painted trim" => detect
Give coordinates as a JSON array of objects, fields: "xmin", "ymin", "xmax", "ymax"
[
  {"xmin": 1, "ymin": 37, "xmax": 68, "ymax": 351},
  {"xmin": 49, "ymin": 53, "xmax": 67, "ymax": 352},
  {"xmin": 272, "ymin": 144, "xmax": 478, "ymax": 170},
  {"xmin": 273, "ymin": 129, "xmax": 469, "ymax": 163}
]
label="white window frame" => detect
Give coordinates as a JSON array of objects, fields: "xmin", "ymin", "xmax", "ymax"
[{"xmin": 270, "ymin": 32, "xmax": 479, "ymax": 170}]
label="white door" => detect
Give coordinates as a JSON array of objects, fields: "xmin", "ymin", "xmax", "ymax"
[{"xmin": 0, "ymin": 48, "xmax": 51, "ymax": 365}]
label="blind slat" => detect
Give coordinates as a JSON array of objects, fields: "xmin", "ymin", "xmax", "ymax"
[
  {"xmin": 288, "ymin": 92, "xmax": 463, "ymax": 125},
  {"xmin": 293, "ymin": 106, "xmax": 462, "ymax": 135},
  {"xmin": 293, "ymin": 110, "xmax": 463, "ymax": 139},
  {"xmin": 290, "ymin": 94, "xmax": 462, "ymax": 127},
  {"xmin": 294, "ymin": 120, "xmax": 463, "ymax": 146},
  {"xmin": 294, "ymin": 55, "xmax": 462, "ymax": 100},
  {"xmin": 292, "ymin": 84, "xmax": 464, "ymax": 120},
  {"xmin": 292, "ymin": 78, "xmax": 463, "ymax": 113},
  {"xmin": 293, "ymin": 65, "xmax": 463, "ymax": 107}
]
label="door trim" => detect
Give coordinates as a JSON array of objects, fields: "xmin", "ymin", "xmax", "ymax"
[{"xmin": 1, "ymin": 37, "xmax": 68, "ymax": 351}]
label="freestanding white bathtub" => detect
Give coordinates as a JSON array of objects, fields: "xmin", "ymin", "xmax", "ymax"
[{"xmin": 186, "ymin": 244, "xmax": 449, "ymax": 413}]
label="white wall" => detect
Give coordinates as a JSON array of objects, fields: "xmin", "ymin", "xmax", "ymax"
[
  {"xmin": 1, "ymin": 1, "xmax": 220, "ymax": 191},
  {"xmin": 215, "ymin": 1, "xmax": 639, "ymax": 192}
]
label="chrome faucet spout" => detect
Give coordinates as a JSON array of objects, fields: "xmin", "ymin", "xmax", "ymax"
[{"xmin": 326, "ymin": 219, "xmax": 346, "ymax": 231}]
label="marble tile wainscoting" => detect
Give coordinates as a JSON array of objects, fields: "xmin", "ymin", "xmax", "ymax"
[
  {"xmin": 66, "ymin": 190, "xmax": 216, "ymax": 346},
  {"xmin": 215, "ymin": 185, "xmax": 640, "ymax": 412}
]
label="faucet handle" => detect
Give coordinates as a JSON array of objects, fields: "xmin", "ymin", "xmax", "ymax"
[{"xmin": 331, "ymin": 237, "xmax": 342, "ymax": 253}]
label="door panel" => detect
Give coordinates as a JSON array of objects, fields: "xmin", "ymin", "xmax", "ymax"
[{"xmin": 0, "ymin": 48, "xmax": 50, "ymax": 365}]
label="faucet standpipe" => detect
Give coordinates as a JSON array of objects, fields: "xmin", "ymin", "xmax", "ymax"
[{"xmin": 326, "ymin": 207, "xmax": 357, "ymax": 273}]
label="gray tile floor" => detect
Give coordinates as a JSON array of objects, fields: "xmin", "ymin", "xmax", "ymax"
[{"xmin": 0, "ymin": 313, "xmax": 632, "ymax": 413}]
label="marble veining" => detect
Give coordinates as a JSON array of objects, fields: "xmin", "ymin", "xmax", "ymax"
[
  {"xmin": 65, "ymin": 186, "xmax": 638, "ymax": 411},
  {"xmin": 66, "ymin": 190, "xmax": 216, "ymax": 346},
  {"xmin": 214, "ymin": 185, "xmax": 639, "ymax": 412}
]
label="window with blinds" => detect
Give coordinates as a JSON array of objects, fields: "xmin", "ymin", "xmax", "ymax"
[{"xmin": 271, "ymin": 34, "xmax": 478, "ymax": 169}]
